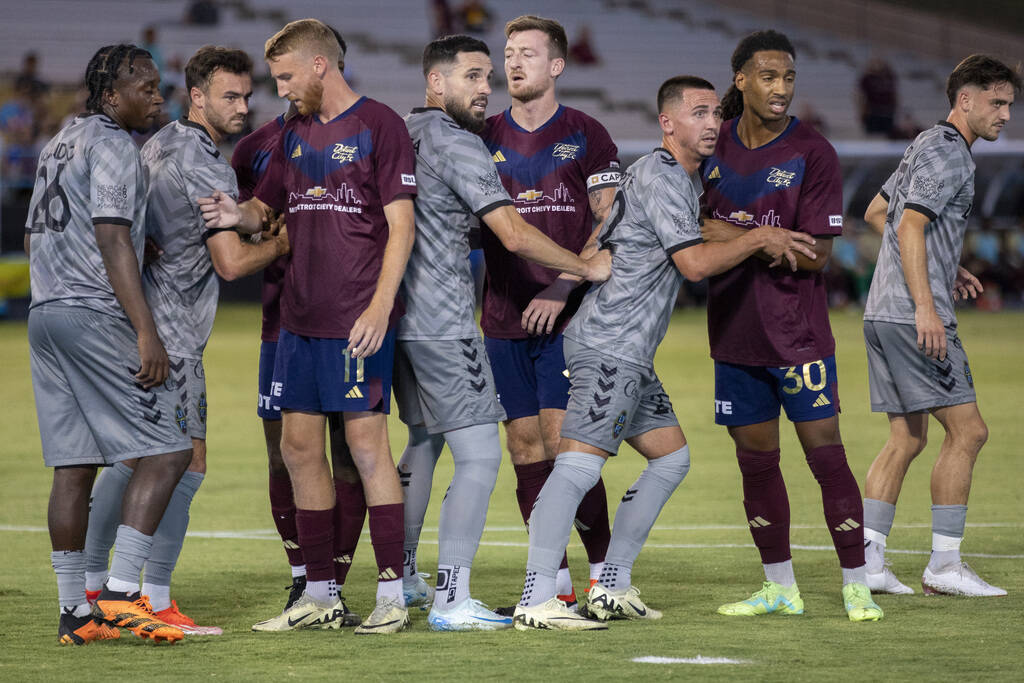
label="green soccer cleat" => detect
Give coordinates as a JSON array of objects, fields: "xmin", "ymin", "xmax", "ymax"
[
  {"xmin": 717, "ymin": 581, "xmax": 804, "ymax": 616},
  {"xmin": 842, "ymin": 582, "xmax": 884, "ymax": 622}
]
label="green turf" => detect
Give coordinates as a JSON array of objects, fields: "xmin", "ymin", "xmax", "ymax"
[{"xmin": 1, "ymin": 304, "xmax": 1021, "ymax": 681}]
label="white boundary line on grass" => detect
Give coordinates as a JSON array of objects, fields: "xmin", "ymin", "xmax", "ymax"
[
  {"xmin": 633, "ymin": 655, "xmax": 752, "ymax": 665},
  {"xmin": 2, "ymin": 525, "xmax": 1022, "ymax": 559}
]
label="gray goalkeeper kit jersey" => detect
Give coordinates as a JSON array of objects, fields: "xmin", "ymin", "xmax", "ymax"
[
  {"xmin": 864, "ymin": 122, "xmax": 975, "ymax": 329},
  {"xmin": 141, "ymin": 118, "xmax": 238, "ymax": 358},
  {"xmin": 400, "ymin": 107, "xmax": 512, "ymax": 340},
  {"xmin": 26, "ymin": 114, "xmax": 147, "ymax": 319},
  {"xmin": 567, "ymin": 149, "xmax": 703, "ymax": 367}
]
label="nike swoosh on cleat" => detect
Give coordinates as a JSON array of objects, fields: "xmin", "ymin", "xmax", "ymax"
[
  {"xmin": 287, "ymin": 614, "xmax": 313, "ymax": 627},
  {"xmin": 359, "ymin": 619, "xmax": 401, "ymax": 630},
  {"xmin": 627, "ymin": 602, "xmax": 647, "ymax": 616}
]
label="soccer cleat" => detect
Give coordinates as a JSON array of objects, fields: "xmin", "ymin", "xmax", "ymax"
[
  {"xmin": 85, "ymin": 589, "xmax": 101, "ymax": 605},
  {"xmin": 557, "ymin": 586, "xmax": 579, "ymax": 611},
  {"xmin": 58, "ymin": 608, "xmax": 120, "ymax": 645},
  {"xmin": 285, "ymin": 576, "xmax": 307, "ymax": 611},
  {"xmin": 402, "ymin": 572, "xmax": 435, "ymax": 610},
  {"xmin": 922, "ymin": 562, "xmax": 1007, "ymax": 597},
  {"xmin": 354, "ymin": 597, "xmax": 410, "ymax": 635},
  {"xmin": 513, "ymin": 598, "xmax": 608, "ymax": 631},
  {"xmin": 251, "ymin": 592, "xmax": 348, "ymax": 631},
  {"xmin": 586, "ymin": 584, "xmax": 663, "ymax": 621},
  {"xmin": 842, "ymin": 582, "xmax": 884, "ymax": 622},
  {"xmin": 427, "ymin": 598, "xmax": 514, "ymax": 631},
  {"xmin": 866, "ymin": 562, "xmax": 915, "ymax": 595},
  {"xmin": 154, "ymin": 600, "xmax": 224, "ymax": 635},
  {"xmin": 717, "ymin": 581, "xmax": 804, "ymax": 616},
  {"xmin": 91, "ymin": 588, "xmax": 184, "ymax": 643}
]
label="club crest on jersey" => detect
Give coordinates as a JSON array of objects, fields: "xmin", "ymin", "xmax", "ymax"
[
  {"xmin": 766, "ymin": 167, "xmax": 796, "ymax": 188},
  {"xmin": 332, "ymin": 143, "xmax": 358, "ymax": 164},
  {"xmin": 197, "ymin": 392, "xmax": 207, "ymax": 424},
  {"xmin": 552, "ymin": 143, "xmax": 580, "ymax": 160},
  {"xmin": 612, "ymin": 411, "xmax": 628, "ymax": 437},
  {"xmin": 175, "ymin": 405, "xmax": 188, "ymax": 434}
]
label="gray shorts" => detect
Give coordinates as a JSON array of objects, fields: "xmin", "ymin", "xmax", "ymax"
[
  {"xmin": 28, "ymin": 304, "xmax": 193, "ymax": 467},
  {"xmin": 169, "ymin": 356, "xmax": 207, "ymax": 440},
  {"xmin": 393, "ymin": 337, "xmax": 506, "ymax": 434},
  {"xmin": 863, "ymin": 319, "xmax": 977, "ymax": 414},
  {"xmin": 560, "ymin": 339, "xmax": 679, "ymax": 455}
]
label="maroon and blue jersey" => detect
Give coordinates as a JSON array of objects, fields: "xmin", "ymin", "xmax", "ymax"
[
  {"xmin": 232, "ymin": 114, "xmax": 287, "ymax": 342},
  {"xmin": 479, "ymin": 105, "xmax": 619, "ymax": 339},
  {"xmin": 255, "ymin": 97, "xmax": 417, "ymax": 339},
  {"xmin": 701, "ymin": 117, "xmax": 843, "ymax": 366}
]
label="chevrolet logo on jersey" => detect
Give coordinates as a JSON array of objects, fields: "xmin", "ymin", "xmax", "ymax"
[
  {"xmin": 492, "ymin": 150, "xmax": 506, "ymax": 163},
  {"xmin": 729, "ymin": 210, "xmax": 755, "ymax": 223},
  {"xmin": 305, "ymin": 186, "xmax": 328, "ymax": 198},
  {"xmin": 552, "ymin": 143, "xmax": 580, "ymax": 160},
  {"xmin": 517, "ymin": 189, "xmax": 544, "ymax": 202},
  {"xmin": 332, "ymin": 143, "xmax": 358, "ymax": 164},
  {"xmin": 291, "ymin": 144, "xmax": 303, "ymax": 159},
  {"xmin": 708, "ymin": 165, "xmax": 721, "ymax": 180}
]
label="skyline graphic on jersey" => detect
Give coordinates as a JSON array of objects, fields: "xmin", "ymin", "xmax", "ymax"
[
  {"xmin": 515, "ymin": 182, "xmax": 575, "ymax": 204},
  {"xmin": 283, "ymin": 128, "xmax": 373, "ymax": 183},
  {"xmin": 702, "ymin": 156, "xmax": 807, "ymax": 208},
  {"xmin": 485, "ymin": 129, "xmax": 589, "ymax": 188},
  {"xmin": 288, "ymin": 183, "xmax": 363, "ymax": 204}
]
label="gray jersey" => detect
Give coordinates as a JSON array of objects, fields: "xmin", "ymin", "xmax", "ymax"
[
  {"xmin": 864, "ymin": 122, "xmax": 975, "ymax": 328},
  {"xmin": 566, "ymin": 149, "xmax": 703, "ymax": 367},
  {"xmin": 141, "ymin": 119, "xmax": 238, "ymax": 358},
  {"xmin": 399, "ymin": 108, "xmax": 512, "ymax": 340},
  {"xmin": 26, "ymin": 114, "xmax": 147, "ymax": 318}
]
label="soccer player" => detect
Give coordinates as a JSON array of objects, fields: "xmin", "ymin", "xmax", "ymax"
[
  {"xmin": 26, "ymin": 44, "xmax": 189, "ymax": 644},
  {"xmin": 513, "ymin": 75, "xmax": 817, "ymax": 631},
  {"xmin": 81, "ymin": 46, "xmax": 289, "ymax": 635},
  {"xmin": 479, "ymin": 14, "xmax": 617, "ymax": 608},
  {"xmin": 860, "ymin": 55, "xmax": 1019, "ymax": 597},
  {"xmin": 398, "ymin": 35, "xmax": 611, "ymax": 631},
  {"xmin": 199, "ymin": 19, "xmax": 416, "ymax": 634},
  {"xmin": 699, "ymin": 30, "xmax": 883, "ymax": 622},
  {"xmin": 233, "ymin": 29, "xmax": 366, "ymax": 627}
]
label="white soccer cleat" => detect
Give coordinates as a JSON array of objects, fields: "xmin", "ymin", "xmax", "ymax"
[
  {"xmin": 354, "ymin": 597, "xmax": 410, "ymax": 635},
  {"xmin": 402, "ymin": 572, "xmax": 435, "ymax": 610},
  {"xmin": 866, "ymin": 563, "xmax": 915, "ymax": 595},
  {"xmin": 586, "ymin": 584, "xmax": 663, "ymax": 621},
  {"xmin": 251, "ymin": 592, "xmax": 348, "ymax": 631},
  {"xmin": 427, "ymin": 598, "xmax": 513, "ymax": 631},
  {"xmin": 513, "ymin": 598, "xmax": 607, "ymax": 631},
  {"xmin": 922, "ymin": 562, "xmax": 1007, "ymax": 597}
]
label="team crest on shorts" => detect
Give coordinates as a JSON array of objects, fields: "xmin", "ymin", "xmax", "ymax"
[
  {"xmin": 612, "ymin": 411, "xmax": 628, "ymax": 438},
  {"xmin": 174, "ymin": 404, "xmax": 188, "ymax": 434},
  {"xmin": 964, "ymin": 362, "xmax": 974, "ymax": 388},
  {"xmin": 198, "ymin": 392, "xmax": 208, "ymax": 424}
]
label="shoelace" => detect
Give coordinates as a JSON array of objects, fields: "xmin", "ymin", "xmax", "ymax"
[{"xmin": 132, "ymin": 595, "xmax": 156, "ymax": 615}]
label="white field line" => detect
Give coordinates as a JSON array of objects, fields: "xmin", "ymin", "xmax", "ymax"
[
  {"xmin": 633, "ymin": 656, "xmax": 752, "ymax": 665},
  {"xmin": 2, "ymin": 525, "xmax": 1022, "ymax": 559}
]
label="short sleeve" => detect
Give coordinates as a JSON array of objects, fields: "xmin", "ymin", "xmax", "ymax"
[
  {"xmin": 372, "ymin": 111, "xmax": 418, "ymax": 205},
  {"xmin": 795, "ymin": 140, "xmax": 844, "ymax": 236},
  {"xmin": 186, "ymin": 162, "xmax": 238, "ymax": 239},
  {"xmin": 879, "ymin": 170, "xmax": 897, "ymax": 202},
  {"xmin": 429, "ymin": 123, "xmax": 511, "ymax": 217},
  {"xmin": 89, "ymin": 137, "xmax": 140, "ymax": 227},
  {"xmin": 583, "ymin": 119, "xmax": 620, "ymax": 192},
  {"xmin": 903, "ymin": 143, "xmax": 970, "ymax": 221},
  {"xmin": 253, "ymin": 134, "xmax": 287, "ymax": 212},
  {"xmin": 645, "ymin": 173, "xmax": 702, "ymax": 254}
]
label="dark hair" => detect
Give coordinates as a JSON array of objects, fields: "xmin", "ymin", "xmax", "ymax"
[
  {"xmin": 327, "ymin": 25, "xmax": 347, "ymax": 71},
  {"xmin": 946, "ymin": 54, "xmax": 1022, "ymax": 107},
  {"xmin": 422, "ymin": 34, "xmax": 490, "ymax": 77},
  {"xmin": 720, "ymin": 30, "xmax": 795, "ymax": 121},
  {"xmin": 657, "ymin": 75, "xmax": 715, "ymax": 112},
  {"xmin": 505, "ymin": 15, "xmax": 568, "ymax": 60},
  {"xmin": 185, "ymin": 45, "xmax": 252, "ymax": 92},
  {"xmin": 84, "ymin": 44, "xmax": 153, "ymax": 113}
]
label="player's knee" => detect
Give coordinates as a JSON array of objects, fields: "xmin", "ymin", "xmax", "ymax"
[
  {"xmin": 508, "ymin": 432, "xmax": 544, "ymax": 466},
  {"xmin": 954, "ymin": 417, "xmax": 988, "ymax": 456},
  {"xmin": 735, "ymin": 448, "xmax": 781, "ymax": 478},
  {"xmin": 552, "ymin": 452, "xmax": 605, "ymax": 495},
  {"xmin": 804, "ymin": 444, "xmax": 849, "ymax": 482},
  {"xmin": 649, "ymin": 445, "xmax": 691, "ymax": 487}
]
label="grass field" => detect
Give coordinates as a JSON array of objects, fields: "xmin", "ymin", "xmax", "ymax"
[{"xmin": 1, "ymin": 304, "xmax": 1021, "ymax": 681}]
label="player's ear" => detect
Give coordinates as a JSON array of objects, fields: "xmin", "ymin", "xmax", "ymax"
[
  {"xmin": 956, "ymin": 87, "xmax": 972, "ymax": 113},
  {"xmin": 189, "ymin": 85, "xmax": 205, "ymax": 110},
  {"xmin": 426, "ymin": 69, "xmax": 444, "ymax": 97},
  {"xmin": 312, "ymin": 54, "xmax": 327, "ymax": 76},
  {"xmin": 734, "ymin": 69, "xmax": 747, "ymax": 94},
  {"xmin": 658, "ymin": 111, "xmax": 673, "ymax": 136},
  {"xmin": 549, "ymin": 57, "xmax": 565, "ymax": 79}
]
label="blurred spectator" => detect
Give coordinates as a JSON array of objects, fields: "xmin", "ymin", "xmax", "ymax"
[
  {"xmin": 858, "ymin": 58, "xmax": 898, "ymax": 136},
  {"xmin": 14, "ymin": 52, "xmax": 49, "ymax": 99},
  {"xmin": 797, "ymin": 101, "xmax": 828, "ymax": 136},
  {"xmin": 569, "ymin": 25, "xmax": 600, "ymax": 66},
  {"xmin": 457, "ymin": 0, "xmax": 493, "ymax": 35},
  {"xmin": 888, "ymin": 109, "xmax": 924, "ymax": 140},
  {"xmin": 160, "ymin": 56, "xmax": 188, "ymax": 123},
  {"xmin": 140, "ymin": 26, "xmax": 165, "ymax": 73},
  {"xmin": 185, "ymin": 0, "xmax": 220, "ymax": 26},
  {"xmin": 430, "ymin": 0, "xmax": 455, "ymax": 38}
]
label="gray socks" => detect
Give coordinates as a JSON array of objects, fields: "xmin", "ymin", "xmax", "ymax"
[
  {"xmin": 437, "ymin": 423, "xmax": 502, "ymax": 569},
  {"xmin": 399, "ymin": 425, "xmax": 445, "ymax": 581},
  {"xmin": 863, "ymin": 498, "xmax": 897, "ymax": 537},
  {"xmin": 107, "ymin": 524, "xmax": 154, "ymax": 590},
  {"xmin": 52, "ymin": 550, "xmax": 87, "ymax": 611},
  {"xmin": 84, "ymin": 462, "xmax": 132, "ymax": 577},
  {"xmin": 143, "ymin": 470, "xmax": 204, "ymax": 589},
  {"xmin": 930, "ymin": 504, "xmax": 968, "ymax": 570}
]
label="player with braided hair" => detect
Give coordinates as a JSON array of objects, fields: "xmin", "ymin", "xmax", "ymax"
[{"xmin": 27, "ymin": 44, "xmax": 193, "ymax": 644}]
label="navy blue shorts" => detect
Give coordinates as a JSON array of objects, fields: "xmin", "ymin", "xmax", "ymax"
[
  {"xmin": 257, "ymin": 340, "xmax": 282, "ymax": 420},
  {"xmin": 714, "ymin": 356, "xmax": 840, "ymax": 426},
  {"xmin": 274, "ymin": 329, "xmax": 395, "ymax": 414},
  {"xmin": 484, "ymin": 334, "xmax": 570, "ymax": 420}
]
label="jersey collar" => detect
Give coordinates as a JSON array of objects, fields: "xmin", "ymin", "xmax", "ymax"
[
  {"xmin": 503, "ymin": 104, "xmax": 565, "ymax": 134},
  {"xmin": 180, "ymin": 116, "xmax": 214, "ymax": 143},
  {"xmin": 730, "ymin": 115, "xmax": 799, "ymax": 151},
  {"xmin": 937, "ymin": 120, "xmax": 972, "ymax": 152}
]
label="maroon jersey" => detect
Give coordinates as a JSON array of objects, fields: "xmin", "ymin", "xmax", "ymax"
[
  {"xmin": 700, "ymin": 117, "xmax": 844, "ymax": 366},
  {"xmin": 479, "ymin": 105, "xmax": 619, "ymax": 339},
  {"xmin": 231, "ymin": 114, "xmax": 287, "ymax": 342},
  {"xmin": 255, "ymin": 97, "xmax": 417, "ymax": 339}
]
